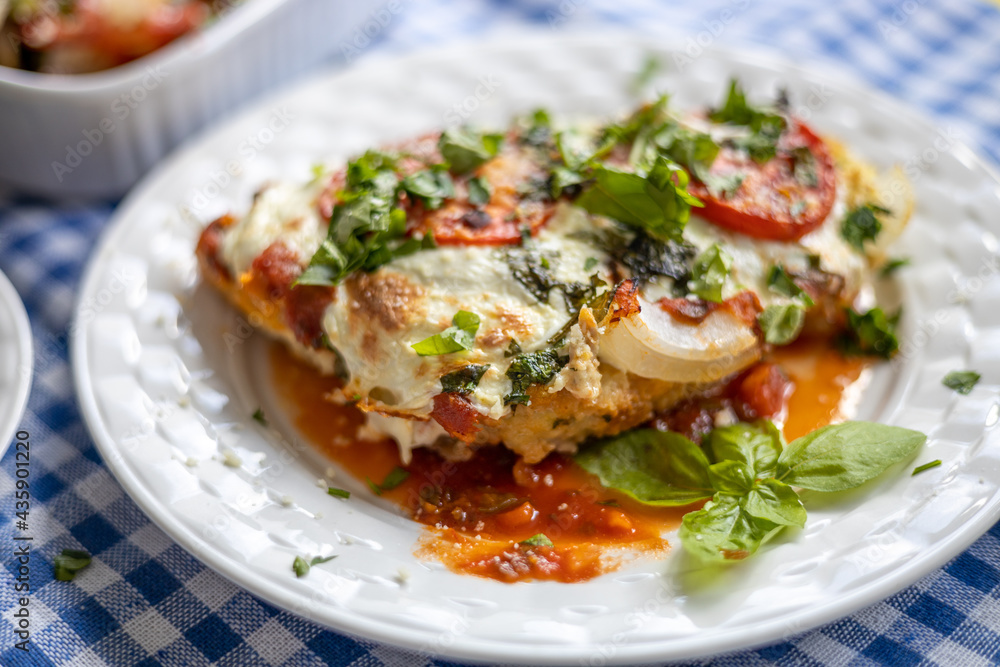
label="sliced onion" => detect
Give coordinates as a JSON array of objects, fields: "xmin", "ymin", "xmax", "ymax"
[{"xmin": 598, "ymin": 296, "xmax": 761, "ymax": 384}]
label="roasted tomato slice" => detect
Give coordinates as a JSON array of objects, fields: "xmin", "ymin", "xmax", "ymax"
[
  {"xmin": 688, "ymin": 119, "xmax": 836, "ymax": 242},
  {"xmin": 317, "ymin": 132, "xmax": 555, "ymax": 247},
  {"xmin": 406, "ymin": 140, "xmax": 556, "ymax": 246}
]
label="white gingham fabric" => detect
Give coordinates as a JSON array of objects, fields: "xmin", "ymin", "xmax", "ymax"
[{"xmin": 2, "ymin": 0, "xmax": 1000, "ymax": 664}]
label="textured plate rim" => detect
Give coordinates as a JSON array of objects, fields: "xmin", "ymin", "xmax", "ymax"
[
  {"xmin": 0, "ymin": 268, "xmax": 32, "ymax": 460},
  {"xmin": 71, "ymin": 32, "xmax": 1000, "ymax": 665}
]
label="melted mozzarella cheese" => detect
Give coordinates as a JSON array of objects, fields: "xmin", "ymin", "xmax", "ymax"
[
  {"xmin": 321, "ymin": 203, "xmax": 611, "ymax": 421},
  {"xmin": 220, "ymin": 180, "xmax": 326, "ymax": 275}
]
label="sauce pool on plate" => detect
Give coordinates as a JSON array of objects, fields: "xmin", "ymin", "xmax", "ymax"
[{"xmin": 270, "ymin": 339, "xmax": 871, "ymax": 582}]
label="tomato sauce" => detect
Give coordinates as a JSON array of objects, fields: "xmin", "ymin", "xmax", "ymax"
[{"xmin": 270, "ymin": 338, "xmax": 872, "ymax": 583}]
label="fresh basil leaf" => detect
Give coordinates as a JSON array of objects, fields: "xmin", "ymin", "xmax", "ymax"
[
  {"xmin": 401, "ymin": 167, "xmax": 454, "ymax": 210},
  {"xmin": 411, "ymin": 311, "xmax": 481, "ymax": 356},
  {"xmin": 467, "ymin": 176, "xmax": 492, "ymax": 206},
  {"xmin": 912, "ymin": 460, "xmax": 942, "ymax": 476},
  {"xmin": 767, "ymin": 265, "xmax": 815, "ymax": 306},
  {"xmin": 54, "ymin": 549, "xmax": 92, "ymax": 581},
  {"xmin": 574, "ymin": 429, "xmax": 714, "ymax": 506},
  {"xmin": 841, "ymin": 204, "xmax": 890, "ymax": 252},
  {"xmin": 743, "ymin": 479, "xmax": 806, "ymax": 528},
  {"xmin": 679, "ymin": 494, "xmax": 781, "ymax": 562},
  {"xmin": 708, "ymin": 460, "xmax": 755, "ymax": 495},
  {"xmin": 942, "ymin": 370, "xmax": 980, "ymax": 395},
  {"xmin": 439, "ymin": 127, "xmax": 502, "ymax": 175},
  {"xmin": 575, "ymin": 160, "xmax": 699, "ymax": 243},
  {"xmin": 838, "ymin": 306, "xmax": 899, "ymax": 358},
  {"xmin": 441, "ymin": 364, "xmax": 490, "ymax": 394},
  {"xmin": 776, "ymin": 421, "xmax": 926, "ymax": 492},
  {"xmin": 688, "ymin": 243, "xmax": 732, "ymax": 303},
  {"xmin": 706, "ymin": 421, "xmax": 784, "ymax": 477},
  {"xmin": 504, "ymin": 349, "xmax": 568, "ymax": 406},
  {"xmin": 758, "ymin": 304, "xmax": 806, "ymax": 345},
  {"xmin": 521, "ymin": 533, "xmax": 554, "ymax": 547}
]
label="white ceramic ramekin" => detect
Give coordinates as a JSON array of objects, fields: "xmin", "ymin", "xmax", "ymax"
[{"xmin": 0, "ymin": 0, "xmax": 378, "ymax": 199}]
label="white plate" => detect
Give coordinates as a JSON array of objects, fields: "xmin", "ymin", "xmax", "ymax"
[
  {"xmin": 72, "ymin": 35, "xmax": 1000, "ymax": 665},
  {"xmin": 0, "ymin": 269, "xmax": 32, "ymax": 459}
]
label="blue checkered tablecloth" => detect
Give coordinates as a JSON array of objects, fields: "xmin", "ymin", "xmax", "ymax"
[{"xmin": 2, "ymin": 0, "xmax": 1000, "ymax": 665}]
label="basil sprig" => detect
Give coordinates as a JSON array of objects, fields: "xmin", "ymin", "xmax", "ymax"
[
  {"xmin": 576, "ymin": 420, "xmax": 925, "ymax": 562},
  {"xmin": 411, "ymin": 311, "xmax": 481, "ymax": 356}
]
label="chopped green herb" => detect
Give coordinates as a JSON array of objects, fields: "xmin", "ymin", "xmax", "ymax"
[
  {"xmin": 614, "ymin": 232, "xmax": 695, "ymax": 283},
  {"xmin": 596, "ymin": 499, "xmax": 620, "ymax": 507},
  {"xmin": 702, "ymin": 172, "xmax": 745, "ymax": 199},
  {"xmin": 295, "ymin": 151, "xmax": 412, "ymax": 286},
  {"xmin": 54, "ymin": 549, "xmax": 92, "ymax": 581},
  {"xmin": 293, "ymin": 553, "xmax": 337, "ymax": 578},
  {"xmin": 504, "ymin": 349, "xmax": 568, "ymax": 406},
  {"xmin": 912, "ymin": 460, "xmax": 942, "ymax": 476},
  {"xmin": 841, "ymin": 204, "xmax": 891, "ymax": 252},
  {"xmin": 520, "ymin": 109, "xmax": 553, "ymax": 147},
  {"xmin": 584, "ymin": 257, "xmax": 600, "ymax": 272},
  {"xmin": 709, "ymin": 79, "xmax": 787, "ymax": 163},
  {"xmin": 411, "ymin": 311, "xmax": 481, "ymax": 356},
  {"xmin": 440, "ymin": 364, "xmax": 490, "ymax": 394},
  {"xmin": 766, "ymin": 265, "xmax": 815, "ymax": 306},
  {"xmin": 838, "ymin": 307, "xmax": 899, "ymax": 359},
  {"xmin": 688, "ymin": 243, "xmax": 732, "ymax": 303},
  {"xmin": 504, "ymin": 339, "xmax": 522, "ymax": 358},
  {"xmin": 790, "ymin": 146, "xmax": 818, "ymax": 187},
  {"xmin": 400, "ymin": 166, "xmax": 455, "ymax": 210},
  {"xmin": 252, "ymin": 408, "xmax": 268, "ymax": 427},
  {"xmin": 654, "ymin": 125, "xmax": 720, "ymax": 177},
  {"xmin": 466, "ymin": 176, "xmax": 492, "ymax": 206},
  {"xmin": 367, "ymin": 467, "xmax": 409, "ymax": 496},
  {"xmin": 520, "ymin": 533, "xmax": 554, "ymax": 548},
  {"xmin": 880, "ymin": 257, "xmax": 910, "ymax": 277},
  {"xmin": 942, "ymin": 370, "xmax": 981, "ymax": 395},
  {"xmin": 758, "ymin": 304, "xmax": 806, "ymax": 346},
  {"xmin": 326, "ymin": 487, "xmax": 351, "ymax": 499},
  {"xmin": 438, "ymin": 127, "xmax": 503, "ymax": 175}
]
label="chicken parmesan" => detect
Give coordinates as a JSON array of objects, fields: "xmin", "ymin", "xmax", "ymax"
[{"xmin": 197, "ymin": 81, "xmax": 911, "ymax": 470}]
